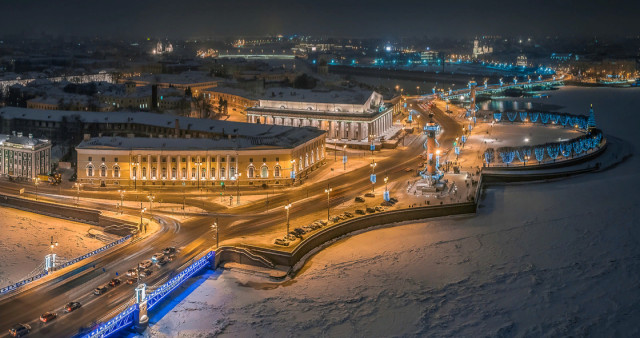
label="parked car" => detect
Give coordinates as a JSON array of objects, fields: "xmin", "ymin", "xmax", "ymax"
[
  {"xmin": 151, "ymin": 253, "xmax": 165, "ymax": 262},
  {"xmin": 163, "ymin": 247, "xmax": 176, "ymax": 255},
  {"xmin": 375, "ymin": 206, "xmax": 384, "ymax": 212},
  {"xmin": 355, "ymin": 196, "xmax": 365, "ymax": 202},
  {"xmin": 390, "ymin": 197, "xmax": 398, "ymax": 203},
  {"xmin": 294, "ymin": 228, "xmax": 306, "ymax": 235},
  {"xmin": 330, "ymin": 216, "xmax": 341, "ymax": 223},
  {"xmin": 344, "ymin": 212, "xmax": 354, "ymax": 218},
  {"xmin": 64, "ymin": 302, "xmax": 81, "ymax": 313},
  {"xmin": 139, "ymin": 269, "xmax": 153, "ymax": 278},
  {"xmin": 366, "ymin": 207, "xmax": 376, "ymax": 213},
  {"xmin": 355, "ymin": 209, "xmax": 365, "ymax": 215},
  {"xmin": 126, "ymin": 269, "xmax": 138, "ymax": 277},
  {"xmin": 94, "ymin": 286, "xmax": 108, "ymax": 295},
  {"xmin": 381, "ymin": 201, "xmax": 393, "ymax": 207},
  {"xmin": 364, "ymin": 193, "xmax": 375, "ymax": 198},
  {"xmin": 289, "ymin": 231, "xmax": 302, "ymax": 239},
  {"xmin": 109, "ymin": 278, "xmax": 122, "ymax": 287},
  {"xmin": 8, "ymin": 324, "xmax": 31, "ymax": 337},
  {"xmin": 286, "ymin": 233, "xmax": 298, "ymax": 241},
  {"xmin": 126, "ymin": 278, "xmax": 137, "ymax": 285},
  {"xmin": 139, "ymin": 260, "xmax": 152, "ymax": 269},
  {"xmin": 274, "ymin": 238, "xmax": 289, "ymax": 246}
]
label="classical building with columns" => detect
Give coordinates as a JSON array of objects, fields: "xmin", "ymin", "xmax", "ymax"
[
  {"xmin": 246, "ymin": 88, "xmax": 394, "ymax": 142},
  {"xmin": 75, "ymin": 128, "xmax": 325, "ymax": 188},
  {"xmin": 0, "ymin": 132, "xmax": 51, "ymax": 179}
]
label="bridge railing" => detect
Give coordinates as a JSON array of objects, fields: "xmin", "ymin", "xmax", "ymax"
[
  {"xmin": 83, "ymin": 250, "xmax": 215, "ymax": 338},
  {"xmin": 0, "ymin": 234, "xmax": 132, "ymax": 296}
]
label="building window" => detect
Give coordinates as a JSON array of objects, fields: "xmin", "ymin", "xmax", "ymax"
[
  {"xmin": 152, "ymin": 167, "xmax": 157, "ymax": 179},
  {"xmin": 276, "ymin": 157, "xmax": 279, "ymax": 162},
  {"xmin": 87, "ymin": 165, "xmax": 94, "ymax": 177},
  {"xmin": 142, "ymin": 167, "xmax": 147, "ymax": 178},
  {"xmin": 181, "ymin": 168, "xmax": 186, "ymax": 179},
  {"xmin": 172, "ymin": 168, "xmax": 177, "ymax": 179},
  {"xmin": 162, "ymin": 168, "xmax": 167, "ymax": 178},
  {"xmin": 113, "ymin": 165, "xmax": 120, "ymax": 178},
  {"xmin": 274, "ymin": 165, "xmax": 281, "ymax": 177},
  {"xmin": 191, "ymin": 167, "xmax": 196, "ymax": 179},
  {"xmin": 248, "ymin": 166, "xmax": 255, "ymax": 178},
  {"xmin": 172, "ymin": 158, "xmax": 176, "ymax": 163},
  {"xmin": 100, "ymin": 165, "xmax": 107, "ymax": 177},
  {"xmin": 262, "ymin": 158, "xmax": 266, "ymax": 163},
  {"xmin": 221, "ymin": 166, "xmax": 226, "ymax": 179},
  {"xmin": 114, "ymin": 157, "xmax": 118, "ymax": 163},
  {"xmin": 88, "ymin": 157, "xmax": 92, "ymax": 162},
  {"xmin": 102, "ymin": 157, "xmax": 105, "ymax": 162},
  {"xmin": 261, "ymin": 166, "xmax": 268, "ymax": 178},
  {"xmin": 249, "ymin": 158, "xmax": 253, "ymax": 163}
]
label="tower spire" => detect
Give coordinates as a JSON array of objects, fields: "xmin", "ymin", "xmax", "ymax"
[{"xmin": 587, "ymin": 104, "xmax": 596, "ymax": 132}]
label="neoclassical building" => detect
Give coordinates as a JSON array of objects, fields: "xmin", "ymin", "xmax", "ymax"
[
  {"xmin": 246, "ymin": 88, "xmax": 394, "ymax": 142},
  {"xmin": 75, "ymin": 131, "xmax": 325, "ymax": 188},
  {"xmin": 0, "ymin": 132, "xmax": 52, "ymax": 179}
]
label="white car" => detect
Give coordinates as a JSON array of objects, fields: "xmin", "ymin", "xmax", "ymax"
[
  {"xmin": 138, "ymin": 260, "xmax": 152, "ymax": 269},
  {"xmin": 151, "ymin": 253, "xmax": 165, "ymax": 262}
]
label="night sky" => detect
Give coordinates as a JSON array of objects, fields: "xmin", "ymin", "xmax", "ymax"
[{"xmin": 2, "ymin": 0, "xmax": 639, "ymax": 38}]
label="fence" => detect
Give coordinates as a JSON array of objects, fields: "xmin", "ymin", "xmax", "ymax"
[
  {"xmin": 0, "ymin": 235, "xmax": 131, "ymax": 296},
  {"xmin": 84, "ymin": 250, "xmax": 215, "ymax": 338}
]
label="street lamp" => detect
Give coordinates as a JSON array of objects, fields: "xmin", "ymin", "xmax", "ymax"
[
  {"xmin": 284, "ymin": 203, "xmax": 292, "ymax": 237},
  {"xmin": 236, "ymin": 172, "xmax": 241, "ymax": 205},
  {"xmin": 147, "ymin": 193, "xmax": 155, "ymax": 216},
  {"xmin": 131, "ymin": 161, "xmax": 139, "ymax": 190},
  {"xmin": 196, "ymin": 160, "xmax": 202, "ymax": 190},
  {"xmin": 290, "ymin": 159, "xmax": 296, "ymax": 183},
  {"xmin": 370, "ymin": 160, "xmax": 377, "ymax": 193},
  {"xmin": 211, "ymin": 218, "xmax": 219, "ymax": 248},
  {"xmin": 324, "ymin": 185, "xmax": 332, "ymax": 221},
  {"xmin": 33, "ymin": 177, "xmax": 40, "ymax": 201},
  {"xmin": 139, "ymin": 204, "xmax": 146, "ymax": 233},
  {"xmin": 342, "ymin": 145, "xmax": 347, "ymax": 171},
  {"xmin": 50, "ymin": 236, "xmax": 58, "ymax": 252},
  {"xmin": 74, "ymin": 183, "xmax": 81, "ymax": 207},
  {"xmin": 118, "ymin": 189, "xmax": 126, "ymax": 215}
]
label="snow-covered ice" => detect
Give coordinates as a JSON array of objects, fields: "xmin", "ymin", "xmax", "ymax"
[
  {"xmin": 0, "ymin": 207, "xmax": 107, "ymax": 288},
  {"xmin": 144, "ymin": 86, "xmax": 640, "ymax": 337}
]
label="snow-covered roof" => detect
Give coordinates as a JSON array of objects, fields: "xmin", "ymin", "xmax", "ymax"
[
  {"xmin": 128, "ymin": 71, "xmax": 224, "ymax": 85},
  {"xmin": 260, "ymin": 87, "xmax": 374, "ymax": 105},
  {"xmin": 201, "ymin": 86, "xmax": 259, "ymax": 100},
  {"xmin": 77, "ymin": 135, "xmax": 298, "ymax": 151},
  {"xmin": 0, "ymin": 133, "xmax": 50, "ymax": 148},
  {"xmin": 0, "ymin": 107, "xmax": 325, "ymax": 148}
]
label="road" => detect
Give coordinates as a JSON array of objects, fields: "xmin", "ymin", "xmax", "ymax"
[{"xmin": 0, "ymin": 99, "xmax": 463, "ymax": 336}]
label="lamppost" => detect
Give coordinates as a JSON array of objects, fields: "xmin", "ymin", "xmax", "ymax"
[
  {"xmin": 290, "ymin": 159, "xmax": 296, "ymax": 183},
  {"xmin": 195, "ymin": 160, "xmax": 202, "ymax": 190},
  {"xmin": 211, "ymin": 218, "xmax": 219, "ymax": 248},
  {"xmin": 324, "ymin": 185, "xmax": 332, "ymax": 221},
  {"xmin": 147, "ymin": 193, "xmax": 155, "ymax": 216},
  {"xmin": 34, "ymin": 177, "xmax": 40, "ymax": 201},
  {"xmin": 384, "ymin": 176, "xmax": 389, "ymax": 202},
  {"xmin": 284, "ymin": 203, "xmax": 291, "ymax": 237},
  {"xmin": 236, "ymin": 171, "xmax": 241, "ymax": 205},
  {"xmin": 74, "ymin": 183, "xmax": 81, "ymax": 207},
  {"xmin": 50, "ymin": 236, "xmax": 58, "ymax": 253},
  {"xmin": 342, "ymin": 145, "xmax": 347, "ymax": 171},
  {"xmin": 370, "ymin": 160, "xmax": 377, "ymax": 193},
  {"xmin": 131, "ymin": 161, "xmax": 139, "ymax": 190},
  {"xmin": 369, "ymin": 134, "xmax": 375, "ymax": 156},
  {"xmin": 118, "ymin": 189, "xmax": 126, "ymax": 215},
  {"xmin": 139, "ymin": 204, "xmax": 146, "ymax": 233}
]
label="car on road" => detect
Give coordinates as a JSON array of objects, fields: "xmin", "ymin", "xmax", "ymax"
[
  {"xmin": 366, "ymin": 207, "xmax": 376, "ymax": 213},
  {"xmin": 355, "ymin": 209, "xmax": 365, "ymax": 215},
  {"xmin": 126, "ymin": 277, "xmax": 137, "ymax": 285},
  {"xmin": 109, "ymin": 278, "xmax": 121, "ymax": 287},
  {"xmin": 364, "ymin": 193, "xmax": 375, "ymax": 198},
  {"xmin": 163, "ymin": 247, "xmax": 176, "ymax": 255},
  {"xmin": 139, "ymin": 269, "xmax": 153, "ymax": 278},
  {"xmin": 355, "ymin": 196, "xmax": 365, "ymax": 202},
  {"xmin": 274, "ymin": 238, "xmax": 289, "ymax": 246},
  {"xmin": 94, "ymin": 286, "xmax": 108, "ymax": 295},
  {"xmin": 139, "ymin": 260, "xmax": 153, "ymax": 269},
  {"xmin": 39, "ymin": 311, "xmax": 57, "ymax": 323},
  {"xmin": 390, "ymin": 197, "xmax": 398, "ymax": 203},
  {"xmin": 126, "ymin": 269, "xmax": 138, "ymax": 277},
  {"xmin": 344, "ymin": 212, "xmax": 354, "ymax": 218},
  {"xmin": 64, "ymin": 302, "xmax": 82, "ymax": 313},
  {"xmin": 404, "ymin": 167, "xmax": 413, "ymax": 172},
  {"xmin": 156, "ymin": 257, "xmax": 168, "ymax": 266},
  {"xmin": 151, "ymin": 253, "xmax": 165, "ymax": 262},
  {"xmin": 9, "ymin": 324, "xmax": 31, "ymax": 337}
]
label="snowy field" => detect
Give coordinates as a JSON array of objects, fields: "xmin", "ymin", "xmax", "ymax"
[
  {"xmin": 0, "ymin": 207, "xmax": 107, "ymax": 288},
  {"xmin": 144, "ymin": 86, "xmax": 640, "ymax": 336}
]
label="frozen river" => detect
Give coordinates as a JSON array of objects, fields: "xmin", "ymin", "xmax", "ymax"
[{"xmin": 144, "ymin": 86, "xmax": 640, "ymax": 337}]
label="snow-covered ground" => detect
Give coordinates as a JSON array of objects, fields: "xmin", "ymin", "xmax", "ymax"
[
  {"xmin": 143, "ymin": 86, "xmax": 640, "ymax": 336},
  {"xmin": 0, "ymin": 207, "xmax": 108, "ymax": 288}
]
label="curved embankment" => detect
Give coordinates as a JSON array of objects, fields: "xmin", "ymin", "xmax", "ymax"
[{"xmin": 217, "ymin": 136, "xmax": 621, "ymax": 273}]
